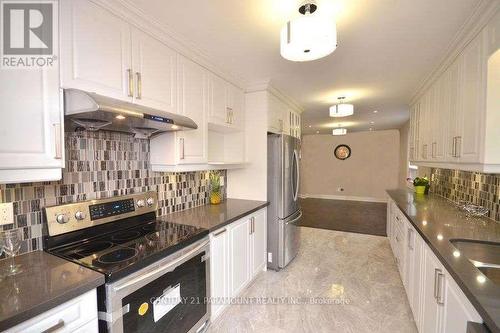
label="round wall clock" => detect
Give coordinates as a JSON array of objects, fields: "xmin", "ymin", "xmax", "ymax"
[{"xmin": 334, "ymin": 144, "xmax": 351, "ymax": 160}]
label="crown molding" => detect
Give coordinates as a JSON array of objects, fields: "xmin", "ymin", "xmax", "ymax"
[
  {"xmin": 246, "ymin": 80, "xmax": 305, "ymax": 113},
  {"xmin": 410, "ymin": 0, "xmax": 499, "ymax": 105},
  {"xmin": 91, "ymin": 0, "xmax": 247, "ymax": 89}
]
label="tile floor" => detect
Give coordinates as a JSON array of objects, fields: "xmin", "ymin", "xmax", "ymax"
[{"xmin": 208, "ymin": 227, "xmax": 417, "ymax": 333}]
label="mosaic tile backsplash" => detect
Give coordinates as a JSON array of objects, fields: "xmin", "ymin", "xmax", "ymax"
[
  {"xmin": 0, "ymin": 130, "xmax": 226, "ymax": 254},
  {"xmin": 430, "ymin": 168, "xmax": 500, "ymax": 222}
]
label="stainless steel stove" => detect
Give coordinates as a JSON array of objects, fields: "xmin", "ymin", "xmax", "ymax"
[{"xmin": 43, "ymin": 192, "xmax": 210, "ymax": 333}]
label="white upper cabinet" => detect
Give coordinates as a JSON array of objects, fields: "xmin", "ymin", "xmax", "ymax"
[
  {"xmin": 131, "ymin": 28, "xmax": 177, "ymax": 113},
  {"xmin": 409, "ymin": 13, "xmax": 500, "ymax": 172},
  {"xmin": 208, "ymin": 74, "xmax": 244, "ymax": 131},
  {"xmin": 60, "ymin": 0, "xmax": 132, "ymax": 101},
  {"xmin": 267, "ymin": 93, "xmax": 301, "ymax": 138},
  {"xmin": 150, "ymin": 57, "xmax": 207, "ymax": 167},
  {"xmin": 61, "ymin": 0, "xmax": 178, "ymax": 114},
  {"xmin": 0, "ymin": 2, "xmax": 63, "ymax": 184},
  {"xmin": 176, "ymin": 56, "xmax": 207, "ymax": 164},
  {"xmin": 457, "ymin": 33, "xmax": 485, "ymax": 164}
]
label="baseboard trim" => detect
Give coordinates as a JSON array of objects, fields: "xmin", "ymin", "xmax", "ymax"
[{"xmin": 299, "ymin": 194, "xmax": 388, "ymax": 203}]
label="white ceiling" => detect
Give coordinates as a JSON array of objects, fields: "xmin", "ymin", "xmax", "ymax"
[{"xmin": 131, "ymin": 0, "xmax": 480, "ymax": 134}]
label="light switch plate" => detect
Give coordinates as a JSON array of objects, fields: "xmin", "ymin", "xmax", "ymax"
[{"xmin": 0, "ymin": 203, "xmax": 14, "ymax": 225}]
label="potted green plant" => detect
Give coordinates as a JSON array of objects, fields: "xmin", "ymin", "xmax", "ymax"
[{"xmin": 413, "ymin": 177, "xmax": 430, "ymax": 195}]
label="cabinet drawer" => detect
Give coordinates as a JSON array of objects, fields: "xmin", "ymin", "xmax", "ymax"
[{"xmin": 7, "ymin": 289, "xmax": 97, "ymax": 333}]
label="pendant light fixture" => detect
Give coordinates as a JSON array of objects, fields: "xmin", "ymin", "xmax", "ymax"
[
  {"xmin": 280, "ymin": 1, "xmax": 337, "ymax": 62},
  {"xmin": 329, "ymin": 97, "xmax": 354, "ymax": 117},
  {"xmin": 332, "ymin": 124, "xmax": 347, "ymax": 136}
]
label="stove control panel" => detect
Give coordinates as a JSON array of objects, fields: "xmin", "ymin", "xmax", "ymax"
[{"xmin": 44, "ymin": 191, "xmax": 158, "ymax": 236}]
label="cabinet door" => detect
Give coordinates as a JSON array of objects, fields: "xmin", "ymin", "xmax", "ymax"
[
  {"xmin": 209, "ymin": 74, "xmax": 229, "ymax": 126},
  {"xmin": 0, "ymin": 61, "xmax": 63, "ymax": 183},
  {"xmin": 405, "ymin": 223, "xmax": 424, "ymax": 330},
  {"xmin": 422, "ymin": 245, "xmax": 444, "ymax": 333},
  {"xmin": 433, "ymin": 76, "xmax": 447, "ymax": 161},
  {"xmin": 227, "ymin": 85, "xmax": 244, "ymax": 130},
  {"xmin": 210, "ymin": 227, "xmax": 230, "ymax": 320},
  {"xmin": 229, "ymin": 218, "xmax": 251, "ymax": 296},
  {"xmin": 418, "ymin": 92, "xmax": 431, "ymax": 160},
  {"xmin": 445, "ymin": 59, "xmax": 461, "ymax": 162},
  {"xmin": 177, "ymin": 57, "xmax": 207, "ymax": 164},
  {"xmin": 251, "ymin": 209, "xmax": 267, "ymax": 276},
  {"xmin": 131, "ymin": 28, "xmax": 177, "ymax": 113},
  {"xmin": 268, "ymin": 94, "xmax": 284, "ymax": 134},
  {"xmin": 60, "ymin": 0, "xmax": 131, "ymax": 101},
  {"xmin": 458, "ymin": 33, "xmax": 485, "ymax": 163},
  {"xmin": 441, "ymin": 274, "xmax": 482, "ymax": 333}
]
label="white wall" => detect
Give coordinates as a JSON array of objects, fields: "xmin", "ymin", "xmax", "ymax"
[
  {"xmin": 226, "ymin": 91, "xmax": 268, "ymax": 200},
  {"xmin": 300, "ymin": 130, "xmax": 400, "ymax": 202}
]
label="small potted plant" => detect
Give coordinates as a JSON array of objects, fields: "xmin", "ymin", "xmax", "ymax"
[
  {"xmin": 209, "ymin": 171, "xmax": 222, "ymax": 205},
  {"xmin": 413, "ymin": 177, "xmax": 430, "ymax": 195}
]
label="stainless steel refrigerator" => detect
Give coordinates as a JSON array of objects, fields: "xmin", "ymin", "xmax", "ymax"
[{"xmin": 267, "ymin": 133, "xmax": 302, "ymax": 271}]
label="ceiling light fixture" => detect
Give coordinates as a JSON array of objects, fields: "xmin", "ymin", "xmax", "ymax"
[
  {"xmin": 280, "ymin": 1, "xmax": 337, "ymax": 62},
  {"xmin": 332, "ymin": 124, "xmax": 347, "ymax": 136},
  {"xmin": 329, "ymin": 97, "xmax": 354, "ymax": 117},
  {"xmin": 373, "ymin": 110, "xmax": 378, "ymax": 113},
  {"xmin": 115, "ymin": 115, "xmax": 126, "ymax": 120}
]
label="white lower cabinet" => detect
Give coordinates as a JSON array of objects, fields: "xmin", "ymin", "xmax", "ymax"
[
  {"xmin": 7, "ymin": 289, "xmax": 97, "ymax": 333},
  {"xmin": 387, "ymin": 202, "xmax": 483, "ymax": 333},
  {"xmin": 209, "ymin": 208, "xmax": 267, "ymax": 321},
  {"xmin": 229, "ymin": 217, "xmax": 252, "ymax": 297}
]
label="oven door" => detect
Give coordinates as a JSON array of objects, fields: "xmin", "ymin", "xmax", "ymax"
[{"xmin": 102, "ymin": 238, "xmax": 210, "ymax": 333}]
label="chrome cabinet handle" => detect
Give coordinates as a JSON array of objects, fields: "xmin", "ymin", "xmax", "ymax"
[
  {"xmin": 213, "ymin": 228, "xmax": 227, "ymax": 237},
  {"xmin": 179, "ymin": 138, "xmax": 185, "ymax": 160},
  {"xmin": 437, "ymin": 272, "xmax": 445, "ymax": 305},
  {"xmin": 127, "ymin": 69, "xmax": 134, "ymax": 97},
  {"xmin": 407, "ymin": 228, "xmax": 414, "ymax": 250},
  {"xmin": 432, "ymin": 142, "xmax": 436, "ymax": 158},
  {"xmin": 434, "ymin": 268, "xmax": 442, "ymax": 300},
  {"xmin": 456, "ymin": 136, "xmax": 461, "ymax": 158},
  {"xmin": 452, "ymin": 137, "xmax": 457, "ymax": 157},
  {"xmin": 135, "ymin": 72, "xmax": 142, "ymax": 99},
  {"xmin": 53, "ymin": 123, "xmax": 62, "ymax": 159},
  {"xmin": 41, "ymin": 319, "xmax": 65, "ymax": 333}
]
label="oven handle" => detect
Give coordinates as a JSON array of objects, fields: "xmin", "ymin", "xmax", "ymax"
[{"xmin": 113, "ymin": 239, "xmax": 209, "ymax": 292}]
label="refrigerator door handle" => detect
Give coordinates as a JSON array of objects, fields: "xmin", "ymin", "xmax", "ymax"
[
  {"xmin": 293, "ymin": 149, "xmax": 300, "ymax": 202},
  {"xmin": 284, "ymin": 210, "xmax": 303, "ymax": 225}
]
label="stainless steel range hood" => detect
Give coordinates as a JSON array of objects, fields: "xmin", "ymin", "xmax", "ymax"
[{"xmin": 64, "ymin": 89, "xmax": 197, "ymax": 138}]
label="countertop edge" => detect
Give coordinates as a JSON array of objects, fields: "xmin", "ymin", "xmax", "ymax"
[
  {"xmin": 207, "ymin": 201, "xmax": 270, "ymax": 232},
  {"xmin": 0, "ymin": 272, "xmax": 104, "ymax": 331},
  {"xmin": 386, "ymin": 190, "xmax": 500, "ymax": 333}
]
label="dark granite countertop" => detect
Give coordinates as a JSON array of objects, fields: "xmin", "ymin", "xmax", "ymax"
[
  {"xmin": 162, "ymin": 199, "xmax": 269, "ymax": 231},
  {"xmin": 387, "ymin": 189, "xmax": 500, "ymax": 333},
  {"xmin": 0, "ymin": 251, "xmax": 104, "ymax": 331}
]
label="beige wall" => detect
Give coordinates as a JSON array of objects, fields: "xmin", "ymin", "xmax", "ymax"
[
  {"xmin": 399, "ymin": 121, "xmax": 410, "ymax": 188},
  {"xmin": 300, "ymin": 129, "xmax": 400, "ymax": 201}
]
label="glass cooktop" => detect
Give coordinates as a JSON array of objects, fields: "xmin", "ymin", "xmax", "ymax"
[{"xmin": 49, "ymin": 219, "xmax": 208, "ymax": 282}]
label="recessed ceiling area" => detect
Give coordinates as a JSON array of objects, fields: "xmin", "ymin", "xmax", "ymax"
[{"xmin": 130, "ymin": 0, "xmax": 480, "ymax": 134}]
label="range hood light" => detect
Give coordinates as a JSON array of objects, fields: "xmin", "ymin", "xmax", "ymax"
[{"xmin": 115, "ymin": 115, "xmax": 126, "ymax": 120}]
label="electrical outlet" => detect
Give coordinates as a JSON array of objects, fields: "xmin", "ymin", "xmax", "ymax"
[
  {"xmin": 219, "ymin": 176, "xmax": 225, "ymax": 186},
  {"xmin": 0, "ymin": 203, "xmax": 14, "ymax": 225},
  {"xmin": 337, "ymin": 187, "xmax": 345, "ymax": 192}
]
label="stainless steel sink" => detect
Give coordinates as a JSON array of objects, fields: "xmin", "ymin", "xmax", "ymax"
[{"xmin": 450, "ymin": 239, "xmax": 500, "ymax": 285}]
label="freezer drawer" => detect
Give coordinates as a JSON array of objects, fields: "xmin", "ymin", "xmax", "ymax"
[{"xmin": 278, "ymin": 210, "xmax": 302, "ymax": 268}]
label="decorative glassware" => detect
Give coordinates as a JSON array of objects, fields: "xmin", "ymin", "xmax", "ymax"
[{"xmin": 1, "ymin": 229, "xmax": 23, "ymax": 276}]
